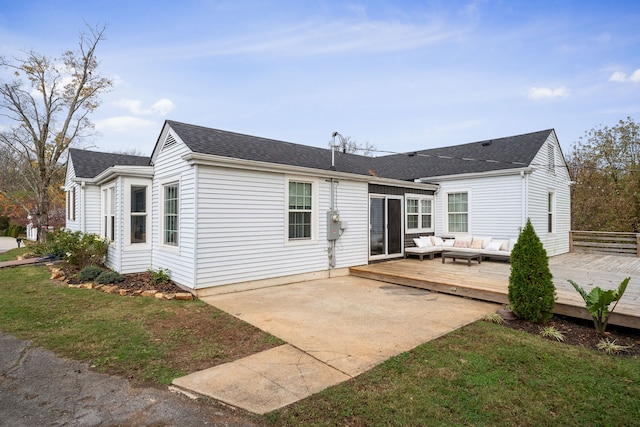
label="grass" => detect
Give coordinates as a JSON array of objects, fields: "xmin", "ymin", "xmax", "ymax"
[
  {"xmin": 269, "ymin": 322, "xmax": 640, "ymax": 426},
  {"xmin": 0, "ymin": 248, "xmax": 282, "ymax": 386},
  {"xmin": 2, "ymin": 247, "xmax": 640, "ymax": 425}
]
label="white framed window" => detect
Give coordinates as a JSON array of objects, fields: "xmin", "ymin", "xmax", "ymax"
[
  {"xmin": 163, "ymin": 182, "xmax": 179, "ymax": 246},
  {"xmin": 102, "ymin": 185, "xmax": 115, "ymax": 242},
  {"xmin": 66, "ymin": 187, "xmax": 76, "ymax": 221},
  {"xmin": 286, "ymin": 178, "xmax": 317, "ymax": 242},
  {"xmin": 405, "ymin": 194, "xmax": 434, "ymax": 233},
  {"xmin": 128, "ymin": 182, "xmax": 149, "ymax": 245},
  {"xmin": 446, "ymin": 191, "xmax": 469, "ymax": 233},
  {"xmin": 548, "ymin": 191, "xmax": 555, "ymax": 233}
]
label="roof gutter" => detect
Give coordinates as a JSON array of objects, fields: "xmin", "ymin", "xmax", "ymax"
[
  {"xmin": 183, "ymin": 152, "xmax": 439, "ymax": 191},
  {"xmin": 94, "ymin": 166, "xmax": 155, "ymax": 185},
  {"xmin": 418, "ymin": 167, "xmax": 534, "ymax": 183}
]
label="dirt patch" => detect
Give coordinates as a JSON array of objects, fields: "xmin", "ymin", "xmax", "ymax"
[{"xmin": 501, "ymin": 314, "xmax": 640, "ymax": 356}]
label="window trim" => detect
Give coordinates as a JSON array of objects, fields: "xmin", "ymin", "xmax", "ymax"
[
  {"xmin": 548, "ymin": 191, "xmax": 555, "ymax": 234},
  {"xmin": 445, "ymin": 190, "xmax": 470, "ymax": 234},
  {"xmin": 124, "ymin": 178, "xmax": 151, "ymax": 249},
  {"xmin": 101, "ymin": 184, "xmax": 116, "ymax": 243},
  {"xmin": 285, "ymin": 177, "xmax": 317, "ymax": 244},
  {"xmin": 405, "ymin": 194, "xmax": 434, "ymax": 233},
  {"xmin": 161, "ymin": 180, "xmax": 180, "ymax": 248}
]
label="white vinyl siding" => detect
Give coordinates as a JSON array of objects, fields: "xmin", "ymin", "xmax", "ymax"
[
  {"xmin": 193, "ymin": 166, "xmax": 368, "ymax": 289},
  {"xmin": 151, "ymin": 130, "xmax": 195, "ymax": 289},
  {"xmin": 435, "ymin": 177, "xmax": 522, "ymax": 239},
  {"xmin": 527, "ymin": 132, "xmax": 571, "ymax": 256}
]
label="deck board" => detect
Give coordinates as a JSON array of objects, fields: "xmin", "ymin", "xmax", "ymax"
[{"xmin": 350, "ymin": 253, "xmax": 640, "ymax": 329}]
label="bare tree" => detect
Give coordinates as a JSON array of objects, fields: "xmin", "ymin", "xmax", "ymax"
[
  {"xmin": 0, "ymin": 24, "xmax": 112, "ymax": 241},
  {"xmin": 330, "ymin": 134, "xmax": 376, "ymax": 157}
]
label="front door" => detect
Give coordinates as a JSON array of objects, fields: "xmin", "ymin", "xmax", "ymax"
[{"xmin": 369, "ymin": 195, "xmax": 403, "ymax": 260}]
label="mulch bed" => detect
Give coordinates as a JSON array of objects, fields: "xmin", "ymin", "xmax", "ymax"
[
  {"xmin": 63, "ymin": 266, "xmax": 186, "ymax": 294},
  {"xmin": 502, "ymin": 314, "xmax": 640, "ymax": 357}
]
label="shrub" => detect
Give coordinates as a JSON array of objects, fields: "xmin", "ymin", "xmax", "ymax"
[
  {"xmin": 148, "ymin": 267, "xmax": 171, "ymax": 285},
  {"xmin": 78, "ymin": 266, "xmax": 105, "ymax": 282},
  {"xmin": 568, "ymin": 277, "xmax": 629, "ymax": 334},
  {"xmin": 32, "ymin": 229, "xmax": 108, "ymax": 269},
  {"xmin": 96, "ymin": 271, "xmax": 124, "ymax": 284},
  {"xmin": 508, "ymin": 218, "xmax": 556, "ymax": 324}
]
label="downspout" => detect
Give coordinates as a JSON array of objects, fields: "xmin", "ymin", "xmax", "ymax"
[
  {"xmin": 80, "ymin": 181, "xmax": 86, "ymax": 233},
  {"xmin": 193, "ymin": 164, "xmax": 199, "ymax": 290},
  {"xmin": 521, "ymin": 170, "xmax": 529, "ymax": 229}
]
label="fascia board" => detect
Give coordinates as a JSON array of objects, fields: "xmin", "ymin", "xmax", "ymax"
[{"xmin": 183, "ymin": 152, "xmax": 439, "ymax": 191}]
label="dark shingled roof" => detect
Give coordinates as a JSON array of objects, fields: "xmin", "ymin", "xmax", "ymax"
[
  {"xmin": 373, "ymin": 129, "xmax": 554, "ymax": 180},
  {"xmin": 167, "ymin": 121, "xmax": 554, "ymax": 181},
  {"xmin": 69, "ymin": 148, "xmax": 150, "ymax": 179},
  {"xmin": 167, "ymin": 121, "xmax": 373, "ymax": 176}
]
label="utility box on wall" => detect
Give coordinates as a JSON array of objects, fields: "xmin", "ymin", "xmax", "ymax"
[{"xmin": 327, "ymin": 210, "xmax": 341, "ymax": 241}]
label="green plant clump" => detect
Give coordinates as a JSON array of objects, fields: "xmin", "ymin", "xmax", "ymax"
[
  {"xmin": 568, "ymin": 277, "xmax": 630, "ymax": 334},
  {"xmin": 508, "ymin": 218, "xmax": 556, "ymax": 324},
  {"xmin": 148, "ymin": 267, "xmax": 171, "ymax": 285},
  {"xmin": 540, "ymin": 326, "xmax": 565, "ymax": 342},
  {"xmin": 78, "ymin": 265, "xmax": 105, "ymax": 282},
  {"xmin": 96, "ymin": 271, "xmax": 124, "ymax": 285},
  {"xmin": 32, "ymin": 229, "xmax": 108, "ymax": 269}
]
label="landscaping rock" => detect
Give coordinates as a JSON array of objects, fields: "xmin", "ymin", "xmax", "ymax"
[
  {"xmin": 164, "ymin": 293, "xmax": 176, "ymax": 300},
  {"xmin": 154, "ymin": 292, "xmax": 165, "ymax": 299},
  {"xmin": 175, "ymin": 292, "xmax": 193, "ymax": 301},
  {"xmin": 118, "ymin": 289, "xmax": 128, "ymax": 296},
  {"xmin": 141, "ymin": 290, "xmax": 157, "ymax": 297}
]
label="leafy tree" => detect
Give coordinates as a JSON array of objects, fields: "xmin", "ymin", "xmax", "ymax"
[
  {"xmin": 508, "ymin": 218, "xmax": 556, "ymax": 323},
  {"xmin": 568, "ymin": 117, "xmax": 640, "ymax": 231},
  {"xmin": 0, "ymin": 24, "xmax": 112, "ymax": 241}
]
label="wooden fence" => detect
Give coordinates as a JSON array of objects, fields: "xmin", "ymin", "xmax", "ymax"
[{"xmin": 570, "ymin": 231, "xmax": 640, "ymax": 257}]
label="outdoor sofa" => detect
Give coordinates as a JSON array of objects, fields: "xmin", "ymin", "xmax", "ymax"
[{"xmin": 405, "ymin": 235, "xmax": 515, "ymax": 262}]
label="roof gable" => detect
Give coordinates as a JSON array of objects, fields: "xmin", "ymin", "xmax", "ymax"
[{"xmin": 68, "ymin": 148, "xmax": 150, "ymax": 179}]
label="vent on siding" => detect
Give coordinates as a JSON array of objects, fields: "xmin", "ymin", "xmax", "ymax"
[{"xmin": 162, "ymin": 133, "xmax": 177, "ymax": 151}]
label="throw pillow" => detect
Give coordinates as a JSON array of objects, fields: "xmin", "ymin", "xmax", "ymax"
[
  {"xmin": 454, "ymin": 239, "xmax": 469, "ymax": 248},
  {"xmin": 419, "ymin": 236, "xmax": 433, "ymax": 246},
  {"xmin": 442, "ymin": 239, "xmax": 455, "ymax": 247},
  {"xmin": 431, "ymin": 236, "xmax": 444, "ymax": 246},
  {"xmin": 471, "ymin": 238, "xmax": 483, "ymax": 249},
  {"xmin": 413, "ymin": 238, "xmax": 426, "ymax": 248}
]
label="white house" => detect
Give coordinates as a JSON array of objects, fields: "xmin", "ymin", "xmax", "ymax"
[{"xmin": 64, "ymin": 121, "xmax": 571, "ymax": 295}]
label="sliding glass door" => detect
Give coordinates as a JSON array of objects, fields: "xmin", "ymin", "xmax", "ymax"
[{"xmin": 369, "ymin": 195, "xmax": 403, "ymax": 259}]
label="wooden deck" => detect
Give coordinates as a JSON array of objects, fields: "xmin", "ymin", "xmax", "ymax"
[{"xmin": 350, "ymin": 253, "xmax": 640, "ymax": 329}]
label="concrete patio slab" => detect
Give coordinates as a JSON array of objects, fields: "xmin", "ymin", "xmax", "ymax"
[
  {"xmin": 173, "ymin": 344, "xmax": 350, "ymax": 415},
  {"xmin": 175, "ymin": 276, "xmax": 497, "ymax": 414}
]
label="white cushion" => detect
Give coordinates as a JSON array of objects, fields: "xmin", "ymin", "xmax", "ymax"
[
  {"xmin": 413, "ymin": 238, "xmax": 427, "ymax": 248},
  {"xmin": 486, "ymin": 241, "xmax": 503, "ymax": 251},
  {"xmin": 419, "ymin": 236, "xmax": 433, "ymax": 246},
  {"xmin": 442, "ymin": 239, "xmax": 455, "ymax": 247},
  {"xmin": 474, "ymin": 236, "xmax": 493, "ymax": 249},
  {"xmin": 508, "ymin": 238, "xmax": 518, "ymax": 251}
]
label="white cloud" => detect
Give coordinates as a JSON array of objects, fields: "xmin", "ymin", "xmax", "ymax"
[
  {"xmin": 526, "ymin": 86, "xmax": 569, "ymax": 100},
  {"xmin": 94, "ymin": 116, "xmax": 156, "ymax": 133},
  {"xmin": 609, "ymin": 69, "xmax": 640, "ymax": 83},
  {"xmin": 113, "ymin": 98, "xmax": 175, "ymax": 116}
]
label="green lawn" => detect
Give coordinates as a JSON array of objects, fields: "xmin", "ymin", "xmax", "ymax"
[
  {"xmin": 1, "ymin": 247, "xmax": 638, "ymax": 426},
  {"xmin": 268, "ymin": 321, "xmax": 640, "ymax": 426},
  {"xmin": 0, "ymin": 248, "xmax": 281, "ymax": 386}
]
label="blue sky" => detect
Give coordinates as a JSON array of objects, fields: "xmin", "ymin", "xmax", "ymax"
[{"xmin": 1, "ymin": 0, "xmax": 639, "ymax": 156}]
